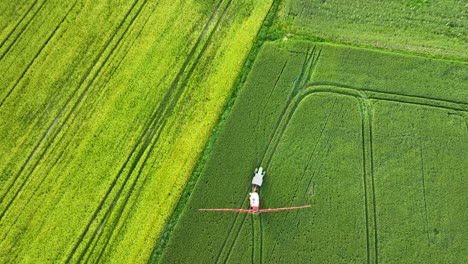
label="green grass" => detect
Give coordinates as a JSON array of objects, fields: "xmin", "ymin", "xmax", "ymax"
[
  {"xmin": 276, "ymin": 0, "xmax": 468, "ymax": 59},
  {"xmin": 158, "ymin": 40, "xmax": 467, "ymax": 263},
  {"xmin": 0, "ymin": 0, "xmax": 272, "ymax": 262}
]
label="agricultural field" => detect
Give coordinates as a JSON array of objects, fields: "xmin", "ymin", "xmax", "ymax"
[
  {"xmin": 157, "ymin": 41, "xmax": 467, "ymax": 263},
  {"xmin": 1, "ymin": 0, "xmax": 467, "ymax": 263},
  {"xmin": 0, "ymin": 0, "xmax": 272, "ymax": 262},
  {"xmin": 276, "ymin": 0, "xmax": 468, "ymax": 58}
]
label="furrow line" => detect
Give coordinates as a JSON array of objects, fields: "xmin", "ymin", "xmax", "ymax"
[
  {"xmin": 229, "ymin": 79, "xmax": 461, "ymax": 263},
  {"xmin": 63, "ymin": 0, "xmax": 165, "ymax": 260},
  {"xmin": 0, "ymin": 0, "xmax": 134, "ymax": 202},
  {"xmin": 251, "ymin": 214, "xmax": 255, "ymax": 264},
  {"xmin": 0, "ymin": 0, "xmax": 46, "ymax": 61},
  {"xmin": 67, "ymin": 0, "xmax": 230, "ymax": 260},
  {"xmin": 215, "ymin": 83, "xmax": 294, "ymax": 263},
  {"xmin": 90, "ymin": 116, "xmax": 170, "ymax": 263},
  {"xmin": 0, "ymin": 0, "xmax": 39, "ymax": 51},
  {"xmin": 308, "ymin": 81, "xmax": 467, "ymax": 107},
  {"xmin": 91, "ymin": 0, "xmax": 235, "ymax": 257},
  {"xmin": 367, "ymin": 104, "xmax": 379, "ymax": 264},
  {"xmin": 0, "ymin": 0, "xmax": 142, "ymax": 222},
  {"xmin": 222, "ymin": 213, "xmax": 249, "ymax": 263},
  {"xmin": 359, "ymin": 99, "xmax": 371, "ymax": 264},
  {"xmin": 418, "ymin": 138, "xmax": 430, "ymax": 244},
  {"xmin": 260, "ymin": 60, "xmax": 288, "ymax": 116},
  {"xmin": 255, "ymin": 60, "xmax": 288, "ymax": 146},
  {"xmin": 0, "ymin": 135, "xmax": 73, "ymax": 243},
  {"xmin": 0, "ymin": 0, "xmax": 77, "ymax": 108},
  {"xmin": 218, "ymin": 47, "xmax": 321, "ymax": 262}
]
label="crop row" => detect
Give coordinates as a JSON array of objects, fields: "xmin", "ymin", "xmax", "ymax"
[
  {"xmin": 276, "ymin": 0, "xmax": 468, "ymax": 58},
  {"xmin": 0, "ymin": 0, "xmax": 273, "ymax": 262},
  {"xmin": 159, "ymin": 40, "xmax": 467, "ymax": 263}
]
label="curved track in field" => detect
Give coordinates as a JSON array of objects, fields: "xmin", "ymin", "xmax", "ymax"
[{"xmin": 216, "ymin": 79, "xmax": 466, "ymax": 263}]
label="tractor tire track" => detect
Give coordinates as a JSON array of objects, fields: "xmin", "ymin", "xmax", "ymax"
[
  {"xmin": 0, "ymin": 0, "xmax": 77, "ymax": 108},
  {"xmin": 359, "ymin": 99, "xmax": 372, "ymax": 264},
  {"xmin": 0, "ymin": 37, "xmax": 106, "ymax": 233},
  {"xmin": 222, "ymin": 213, "xmax": 249, "ymax": 263},
  {"xmin": 220, "ymin": 67, "xmax": 463, "ymax": 263},
  {"xmin": 251, "ymin": 214, "xmax": 255, "ymax": 264},
  {"xmin": 0, "ymin": 0, "xmax": 45, "ymax": 61},
  {"xmin": 259, "ymin": 214, "xmax": 263, "ymax": 263},
  {"xmin": 90, "ymin": 0, "xmax": 236, "ymax": 260},
  {"xmin": 222, "ymin": 81, "xmax": 464, "ymax": 263},
  {"xmin": 0, "ymin": 136, "xmax": 73, "ymax": 244},
  {"xmin": 87, "ymin": 115, "xmax": 171, "ymax": 263},
  {"xmin": 62, "ymin": 9, "xmax": 160, "ymax": 261},
  {"xmin": 0, "ymin": 0, "xmax": 143, "ymax": 222},
  {"xmin": 418, "ymin": 138, "xmax": 430, "ymax": 244},
  {"xmin": 308, "ymin": 81, "xmax": 467, "ymax": 110},
  {"xmin": 256, "ymin": 84, "xmax": 460, "ymax": 263},
  {"xmin": 218, "ymin": 47, "xmax": 322, "ymax": 263},
  {"xmin": 0, "ymin": 0, "xmax": 40, "ymax": 51},
  {"xmin": 66, "ymin": 0, "xmax": 232, "ymax": 261},
  {"xmin": 291, "ymin": 84, "xmax": 468, "ymax": 264},
  {"xmin": 254, "ymin": 60, "xmax": 288, "ymax": 153},
  {"xmin": 1, "ymin": 14, "xmax": 141, "ymax": 247},
  {"xmin": 367, "ymin": 101, "xmax": 378, "ymax": 264},
  {"xmin": 217, "ymin": 47, "xmax": 322, "ymax": 263}
]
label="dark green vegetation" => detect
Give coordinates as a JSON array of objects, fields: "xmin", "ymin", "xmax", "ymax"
[
  {"xmin": 276, "ymin": 0, "xmax": 468, "ymax": 58},
  {"xmin": 158, "ymin": 40, "xmax": 467, "ymax": 263}
]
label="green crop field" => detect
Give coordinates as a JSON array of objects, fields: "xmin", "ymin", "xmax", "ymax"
[
  {"xmin": 0, "ymin": 0, "xmax": 272, "ymax": 262},
  {"xmin": 1, "ymin": 0, "xmax": 467, "ymax": 263},
  {"xmin": 157, "ymin": 40, "xmax": 467, "ymax": 263},
  {"xmin": 276, "ymin": 0, "xmax": 468, "ymax": 58}
]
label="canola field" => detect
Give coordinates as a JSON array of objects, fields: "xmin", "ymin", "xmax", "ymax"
[
  {"xmin": 0, "ymin": 0, "xmax": 272, "ymax": 262},
  {"xmin": 158, "ymin": 41, "xmax": 467, "ymax": 263}
]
